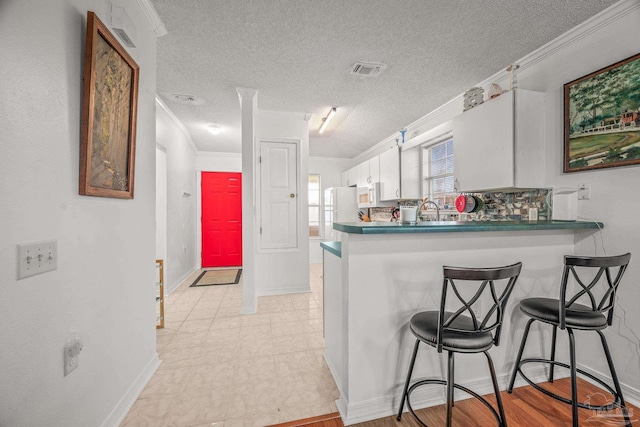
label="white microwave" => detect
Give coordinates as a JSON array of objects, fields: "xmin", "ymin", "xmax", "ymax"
[{"xmin": 357, "ymin": 182, "xmax": 381, "ymax": 208}]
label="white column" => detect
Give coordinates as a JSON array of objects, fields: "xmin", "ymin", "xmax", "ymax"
[{"xmin": 237, "ymin": 87, "xmax": 258, "ymax": 314}]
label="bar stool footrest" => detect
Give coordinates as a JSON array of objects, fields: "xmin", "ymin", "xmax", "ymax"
[
  {"xmin": 516, "ymin": 357, "xmax": 622, "ymax": 410},
  {"xmin": 405, "ymin": 378, "xmax": 504, "ymax": 427}
]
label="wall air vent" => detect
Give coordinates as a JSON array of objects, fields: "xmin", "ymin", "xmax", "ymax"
[
  {"xmin": 164, "ymin": 93, "xmax": 206, "ymax": 105},
  {"xmin": 348, "ymin": 62, "xmax": 388, "ymax": 77}
]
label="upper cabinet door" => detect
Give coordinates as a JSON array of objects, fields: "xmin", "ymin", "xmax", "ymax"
[
  {"xmin": 368, "ymin": 156, "xmax": 380, "ymax": 183},
  {"xmin": 400, "ymin": 146, "xmax": 421, "ymax": 199},
  {"xmin": 356, "ymin": 161, "xmax": 369, "ymax": 187},
  {"xmin": 453, "ymin": 90, "xmax": 544, "ymax": 192},
  {"xmin": 379, "ymin": 147, "xmax": 400, "ymax": 200},
  {"xmin": 453, "ymin": 91, "xmax": 515, "ymax": 192}
]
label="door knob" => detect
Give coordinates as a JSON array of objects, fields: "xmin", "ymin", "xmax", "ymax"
[{"xmin": 290, "ymin": 193, "xmax": 295, "ymax": 198}]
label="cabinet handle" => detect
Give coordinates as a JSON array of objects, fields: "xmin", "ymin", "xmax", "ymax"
[
  {"xmin": 396, "ymin": 189, "xmax": 399, "ymax": 198},
  {"xmin": 454, "ymin": 178, "xmax": 459, "ymax": 192},
  {"xmin": 290, "ymin": 193, "xmax": 296, "ymax": 198}
]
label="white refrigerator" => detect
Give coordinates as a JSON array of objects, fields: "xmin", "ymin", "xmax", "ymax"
[{"xmin": 323, "ymin": 187, "xmax": 358, "ymax": 241}]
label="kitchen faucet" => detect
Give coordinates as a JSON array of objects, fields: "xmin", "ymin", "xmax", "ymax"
[{"xmin": 418, "ymin": 200, "xmax": 440, "ymax": 221}]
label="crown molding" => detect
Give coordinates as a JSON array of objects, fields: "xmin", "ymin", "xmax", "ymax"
[
  {"xmin": 155, "ymin": 97, "xmax": 198, "ymax": 153},
  {"xmin": 137, "ymin": 0, "xmax": 167, "ymax": 37}
]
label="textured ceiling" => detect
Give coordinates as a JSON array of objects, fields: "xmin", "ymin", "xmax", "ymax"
[{"xmin": 151, "ymin": 0, "xmax": 618, "ymax": 158}]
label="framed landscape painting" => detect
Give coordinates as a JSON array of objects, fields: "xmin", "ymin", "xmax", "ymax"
[
  {"xmin": 79, "ymin": 11, "xmax": 139, "ymax": 198},
  {"xmin": 564, "ymin": 52, "xmax": 640, "ymax": 173}
]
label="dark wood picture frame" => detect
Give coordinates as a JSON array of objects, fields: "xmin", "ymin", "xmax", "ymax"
[
  {"xmin": 564, "ymin": 52, "xmax": 640, "ymax": 173},
  {"xmin": 80, "ymin": 11, "xmax": 139, "ymax": 198}
]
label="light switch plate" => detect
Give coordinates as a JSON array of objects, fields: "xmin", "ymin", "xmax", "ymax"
[
  {"xmin": 578, "ymin": 183, "xmax": 591, "ymax": 200},
  {"xmin": 17, "ymin": 240, "xmax": 57, "ymax": 279}
]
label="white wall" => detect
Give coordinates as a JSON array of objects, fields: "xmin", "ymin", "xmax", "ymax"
[
  {"xmin": 254, "ymin": 110, "xmax": 311, "ymax": 296},
  {"xmin": 196, "ymin": 151, "xmax": 242, "ymax": 172},
  {"xmin": 308, "ymin": 156, "xmax": 353, "ymax": 262},
  {"xmin": 0, "ymin": 1, "xmax": 160, "ymax": 426},
  {"xmin": 156, "ymin": 100, "xmax": 198, "ymax": 294},
  {"xmin": 362, "ymin": 0, "xmax": 640, "ymax": 400}
]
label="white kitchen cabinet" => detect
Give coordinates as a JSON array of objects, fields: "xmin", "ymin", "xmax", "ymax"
[
  {"xmin": 355, "ymin": 156, "xmax": 381, "ymax": 187},
  {"xmin": 341, "ymin": 170, "xmax": 349, "ymax": 187},
  {"xmin": 452, "ymin": 89, "xmax": 544, "ymax": 192},
  {"xmin": 342, "ymin": 166, "xmax": 357, "ymax": 187},
  {"xmin": 368, "ymin": 156, "xmax": 380, "ymax": 183},
  {"xmin": 356, "ymin": 161, "xmax": 369, "ymax": 187},
  {"xmin": 379, "ymin": 147, "xmax": 400, "ymax": 200},
  {"xmin": 400, "ymin": 146, "xmax": 421, "ymax": 199}
]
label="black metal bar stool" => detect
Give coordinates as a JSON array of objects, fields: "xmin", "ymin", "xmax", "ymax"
[
  {"xmin": 507, "ymin": 253, "xmax": 632, "ymax": 427},
  {"xmin": 397, "ymin": 262, "xmax": 522, "ymax": 427}
]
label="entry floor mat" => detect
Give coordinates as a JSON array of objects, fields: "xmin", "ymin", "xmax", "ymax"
[{"xmin": 190, "ymin": 268, "xmax": 242, "ymax": 287}]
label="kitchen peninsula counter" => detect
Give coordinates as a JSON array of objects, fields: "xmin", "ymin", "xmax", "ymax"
[
  {"xmin": 333, "ymin": 219, "xmax": 602, "ymax": 234},
  {"xmin": 321, "ymin": 220, "xmax": 603, "ymax": 425}
]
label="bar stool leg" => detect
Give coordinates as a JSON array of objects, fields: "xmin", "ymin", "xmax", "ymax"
[
  {"xmin": 446, "ymin": 351, "xmax": 455, "ymax": 427},
  {"xmin": 486, "ymin": 351, "xmax": 507, "ymax": 427},
  {"xmin": 508, "ymin": 318, "xmax": 535, "ymax": 393},
  {"xmin": 397, "ymin": 339, "xmax": 420, "ymax": 421},
  {"xmin": 567, "ymin": 328, "xmax": 578, "ymax": 427},
  {"xmin": 548, "ymin": 325, "xmax": 557, "ymax": 382},
  {"xmin": 597, "ymin": 330, "xmax": 632, "ymax": 427}
]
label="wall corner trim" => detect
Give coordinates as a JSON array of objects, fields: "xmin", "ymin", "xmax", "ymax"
[{"xmin": 136, "ymin": 0, "xmax": 167, "ymax": 37}]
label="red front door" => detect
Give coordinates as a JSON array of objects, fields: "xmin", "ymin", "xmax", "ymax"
[{"xmin": 201, "ymin": 172, "xmax": 242, "ymax": 267}]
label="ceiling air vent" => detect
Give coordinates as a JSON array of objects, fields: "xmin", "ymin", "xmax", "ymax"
[
  {"xmin": 348, "ymin": 62, "xmax": 387, "ymax": 77},
  {"xmin": 164, "ymin": 93, "xmax": 206, "ymax": 106}
]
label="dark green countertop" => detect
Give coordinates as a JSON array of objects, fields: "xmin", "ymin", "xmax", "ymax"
[
  {"xmin": 320, "ymin": 241, "xmax": 342, "ymax": 258},
  {"xmin": 333, "ymin": 220, "xmax": 603, "ymax": 235}
]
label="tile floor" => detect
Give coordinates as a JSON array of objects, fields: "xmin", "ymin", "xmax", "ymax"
[{"xmin": 122, "ymin": 264, "xmax": 339, "ymax": 427}]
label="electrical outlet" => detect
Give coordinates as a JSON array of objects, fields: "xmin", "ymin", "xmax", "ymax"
[
  {"xmin": 64, "ymin": 332, "xmax": 83, "ymax": 376},
  {"xmin": 578, "ymin": 183, "xmax": 591, "ymax": 200},
  {"xmin": 17, "ymin": 240, "xmax": 57, "ymax": 279}
]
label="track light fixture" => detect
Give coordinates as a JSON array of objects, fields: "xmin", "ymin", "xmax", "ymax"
[{"xmin": 318, "ymin": 108, "xmax": 336, "ymax": 134}]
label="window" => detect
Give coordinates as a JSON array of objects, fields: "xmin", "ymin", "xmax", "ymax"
[
  {"xmin": 422, "ymin": 139, "xmax": 456, "ymax": 209},
  {"xmin": 308, "ymin": 174, "xmax": 321, "ymax": 238}
]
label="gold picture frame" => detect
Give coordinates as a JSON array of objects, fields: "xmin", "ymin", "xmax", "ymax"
[{"xmin": 79, "ymin": 11, "xmax": 139, "ymax": 198}]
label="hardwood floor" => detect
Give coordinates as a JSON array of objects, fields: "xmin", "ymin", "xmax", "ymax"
[{"xmin": 271, "ymin": 378, "xmax": 638, "ymax": 426}]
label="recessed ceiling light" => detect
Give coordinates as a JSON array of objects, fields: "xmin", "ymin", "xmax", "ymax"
[
  {"xmin": 164, "ymin": 93, "xmax": 206, "ymax": 105},
  {"xmin": 207, "ymin": 125, "xmax": 221, "ymax": 135}
]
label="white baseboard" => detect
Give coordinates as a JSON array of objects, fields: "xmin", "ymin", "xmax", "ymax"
[
  {"xmin": 256, "ymin": 284, "xmax": 310, "ymax": 297},
  {"xmin": 166, "ymin": 266, "xmax": 198, "ymax": 296},
  {"xmin": 338, "ymin": 366, "xmax": 553, "ymax": 425},
  {"xmin": 101, "ymin": 352, "xmax": 161, "ymax": 427},
  {"xmin": 578, "ymin": 362, "xmax": 640, "ymax": 407}
]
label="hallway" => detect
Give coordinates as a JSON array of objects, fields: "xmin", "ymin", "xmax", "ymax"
[{"xmin": 122, "ymin": 264, "xmax": 338, "ymax": 426}]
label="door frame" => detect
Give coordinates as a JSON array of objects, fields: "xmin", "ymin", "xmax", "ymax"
[
  {"xmin": 256, "ymin": 138, "xmax": 302, "ymax": 254},
  {"xmin": 195, "ymin": 167, "xmax": 243, "ymax": 269}
]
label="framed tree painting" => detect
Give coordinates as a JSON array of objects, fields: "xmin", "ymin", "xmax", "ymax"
[
  {"xmin": 564, "ymin": 52, "xmax": 640, "ymax": 173},
  {"xmin": 79, "ymin": 11, "xmax": 139, "ymax": 198}
]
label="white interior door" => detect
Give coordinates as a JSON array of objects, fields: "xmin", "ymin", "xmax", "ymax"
[{"xmin": 260, "ymin": 141, "xmax": 298, "ymax": 250}]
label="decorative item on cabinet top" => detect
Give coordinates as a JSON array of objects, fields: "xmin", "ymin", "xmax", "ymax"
[{"xmin": 463, "ymin": 87, "xmax": 484, "ymax": 111}]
